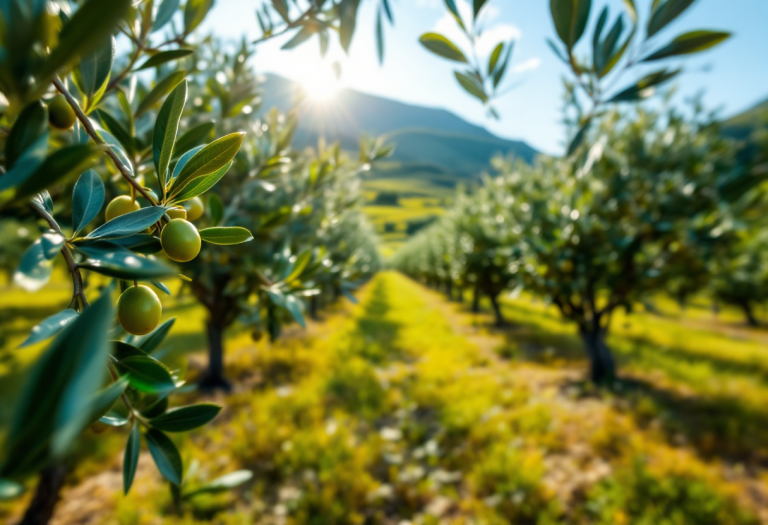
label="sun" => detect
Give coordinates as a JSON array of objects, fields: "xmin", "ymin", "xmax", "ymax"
[{"xmin": 300, "ymin": 64, "xmax": 340, "ymax": 102}]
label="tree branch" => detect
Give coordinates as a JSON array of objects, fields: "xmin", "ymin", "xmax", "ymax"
[
  {"xmin": 51, "ymin": 77, "xmax": 158, "ymax": 206},
  {"xmin": 30, "ymin": 200, "xmax": 89, "ymax": 309}
]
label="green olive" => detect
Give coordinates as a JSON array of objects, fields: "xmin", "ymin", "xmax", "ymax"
[
  {"xmin": 117, "ymin": 285, "xmax": 162, "ymax": 336},
  {"xmin": 48, "ymin": 94, "xmax": 76, "ymax": 130},
  {"xmin": 161, "ymin": 219, "xmax": 201, "ymax": 262},
  {"xmin": 105, "ymin": 195, "xmax": 140, "ymax": 222},
  {"xmin": 166, "ymin": 207, "xmax": 187, "ymax": 220},
  {"xmin": 183, "ymin": 197, "xmax": 204, "ymax": 221}
]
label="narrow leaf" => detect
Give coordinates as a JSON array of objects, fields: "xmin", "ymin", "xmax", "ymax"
[
  {"xmin": 171, "ymin": 160, "xmax": 233, "ymax": 203},
  {"xmin": 473, "ymin": 0, "xmax": 487, "ymax": 19},
  {"xmin": 567, "ymin": 118, "xmax": 592, "ymax": 156},
  {"xmin": 419, "ymin": 33, "xmax": 468, "ymax": 63},
  {"xmin": 79, "ymin": 249, "xmax": 176, "ymax": 280},
  {"xmin": 86, "ymin": 207, "xmax": 167, "ymax": 240},
  {"xmin": 98, "ymin": 109, "xmax": 135, "ymax": 156},
  {"xmin": 149, "ymin": 403, "xmax": 222, "ymax": 432},
  {"xmin": 86, "ymin": 377, "xmax": 129, "ymax": 426},
  {"xmin": 199, "ymin": 226, "xmax": 253, "ymax": 245},
  {"xmin": 12, "ymin": 144, "xmax": 100, "ymax": 203},
  {"xmin": 19, "ymin": 309, "xmax": 79, "ymax": 348},
  {"xmin": 6, "ymin": 101, "xmax": 47, "ymax": 169},
  {"xmin": 550, "ymin": 0, "xmax": 592, "ymax": 50},
  {"xmin": 136, "ymin": 49, "xmax": 194, "ymax": 71},
  {"xmin": 647, "ymin": 0, "xmax": 695, "ymax": 38},
  {"xmin": 72, "ymin": 170, "xmax": 105, "ymax": 235},
  {"xmin": 0, "ymin": 292, "xmax": 113, "ymax": 477},
  {"xmin": 641, "ymin": 30, "xmax": 731, "ymax": 62},
  {"xmin": 134, "ymin": 318, "xmax": 176, "ymax": 354},
  {"xmin": 79, "ymin": 35, "xmax": 115, "ymax": 99},
  {"xmin": 183, "ymin": 470, "xmax": 253, "ymax": 498},
  {"xmin": 454, "ymin": 71, "xmax": 487, "ymax": 102},
  {"xmin": 173, "ymin": 121, "xmax": 215, "ymax": 158},
  {"xmin": 153, "ymin": 0, "xmax": 181, "ymax": 32},
  {"xmin": 339, "ymin": 0, "xmax": 361, "ymax": 53},
  {"xmin": 14, "ymin": 239, "xmax": 55, "ymax": 292},
  {"xmin": 608, "ymin": 68, "xmax": 680, "ymax": 102},
  {"xmin": 36, "ymin": 0, "xmax": 131, "ymax": 83},
  {"xmin": 169, "ymin": 133, "xmax": 244, "ymax": 197},
  {"xmin": 145, "ymin": 429, "xmax": 183, "ymax": 485},
  {"xmin": 153, "ymin": 80, "xmax": 188, "ymax": 190},
  {"xmin": 488, "ymin": 42, "xmax": 504, "ymax": 76},
  {"xmin": 117, "ymin": 355, "xmax": 175, "ymax": 394},
  {"xmin": 123, "ymin": 423, "xmax": 140, "ymax": 494},
  {"xmin": 184, "ymin": 0, "xmax": 214, "ymax": 33}
]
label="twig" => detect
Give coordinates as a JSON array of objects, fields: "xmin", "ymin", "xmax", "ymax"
[
  {"xmin": 252, "ymin": 5, "xmax": 318, "ymax": 46},
  {"xmin": 51, "ymin": 77, "xmax": 159, "ymax": 207},
  {"xmin": 30, "ymin": 200, "xmax": 89, "ymax": 309},
  {"xmin": 107, "ymin": 361, "xmax": 149, "ymax": 426}
]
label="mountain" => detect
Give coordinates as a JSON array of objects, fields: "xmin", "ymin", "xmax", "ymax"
[
  {"xmin": 723, "ymin": 97, "xmax": 768, "ymax": 141},
  {"xmin": 257, "ymin": 73, "xmax": 538, "ymax": 182}
]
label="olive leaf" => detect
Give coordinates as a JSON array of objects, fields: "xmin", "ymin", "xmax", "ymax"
[
  {"xmin": 123, "ymin": 423, "xmax": 140, "ymax": 494},
  {"xmin": 199, "ymin": 226, "xmax": 253, "ymax": 245},
  {"xmin": 149, "ymin": 403, "xmax": 222, "ymax": 432},
  {"xmin": 19, "ymin": 309, "xmax": 79, "ymax": 348},
  {"xmin": 0, "ymin": 292, "xmax": 113, "ymax": 477},
  {"xmin": 419, "ymin": 33, "xmax": 467, "ymax": 63},
  {"xmin": 145, "ymin": 429, "xmax": 183, "ymax": 485},
  {"xmin": 153, "ymin": 80, "xmax": 188, "ymax": 190},
  {"xmin": 72, "ymin": 170, "xmax": 105, "ymax": 235},
  {"xmin": 86, "ymin": 207, "xmax": 167, "ymax": 240},
  {"xmin": 137, "ymin": 49, "xmax": 194, "ymax": 71},
  {"xmin": 169, "ymin": 133, "xmax": 245, "ymax": 198}
]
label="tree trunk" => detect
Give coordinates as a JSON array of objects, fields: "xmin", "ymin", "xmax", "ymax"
[
  {"xmin": 309, "ymin": 294, "xmax": 319, "ymax": 320},
  {"xmin": 445, "ymin": 280, "xmax": 453, "ymax": 301},
  {"xmin": 20, "ymin": 463, "xmax": 67, "ymax": 525},
  {"xmin": 489, "ymin": 293, "xmax": 504, "ymax": 326},
  {"xmin": 198, "ymin": 319, "xmax": 231, "ymax": 392},
  {"xmin": 579, "ymin": 324, "xmax": 616, "ymax": 385},
  {"xmin": 472, "ymin": 284, "xmax": 480, "ymax": 313},
  {"xmin": 457, "ymin": 287, "xmax": 464, "ymax": 303},
  {"xmin": 741, "ymin": 301, "xmax": 759, "ymax": 327}
]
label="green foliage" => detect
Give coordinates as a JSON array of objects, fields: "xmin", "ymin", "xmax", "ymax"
[
  {"xmin": 418, "ymin": 2, "xmax": 514, "ymax": 117},
  {"xmin": 0, "ymin": 0, "xmax": 254, "ymax": 508},
  {"xmin": 394, "ymin": 102, "xmax": 757, "ymax": 383},
  {"xmin": 545, "ymin": 0, "xmax": 730, "ymax": 155}
]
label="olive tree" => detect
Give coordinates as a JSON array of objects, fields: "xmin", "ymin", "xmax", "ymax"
[
  {"xmin": 711, "ymin": 232, "xmax": 768, "ymax": 326},
  {"xmin": 497, "ymin": 105, "xmax": 750, "ymax": 384},
  {"xmin": 0, "ymin": 1, "xmax": 254, "ymax": 521},
  {"xmin": 170, "ymin": 41, "xmax": 386, "ymax": 390}
]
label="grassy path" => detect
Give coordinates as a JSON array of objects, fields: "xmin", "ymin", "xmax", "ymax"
[{"xmin": 5, "ymin": 271, "xmax": 767, "ymax": 524}]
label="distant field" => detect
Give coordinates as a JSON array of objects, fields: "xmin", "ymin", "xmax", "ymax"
[{"xmin": 361, "ymin": 163, "xmax": 461, "ymax": 257}]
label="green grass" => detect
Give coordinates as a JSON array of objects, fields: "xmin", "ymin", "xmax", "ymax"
[
  {"xmin": 4, "ymin": 272, "xmax": 764, "ymax": 523},
  {"xmin": 361, "ymin": 176, "xmax": 453, "ymax": 256},
  {"xmin": 491, "ymin": 291, "xmax": 768, "ymax": 466}
]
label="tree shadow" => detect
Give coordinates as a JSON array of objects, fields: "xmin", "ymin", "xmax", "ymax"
[
  {"xmin": 564, "ymin": 375, "xmax": 768, "ymax": 468},
  {"xmin": 343, "ymin": 278, "xmax": 405, "ymax": 365},
  {"xmin": 618, "ymin": 332, "xmax": 768, "ymax": 385}
]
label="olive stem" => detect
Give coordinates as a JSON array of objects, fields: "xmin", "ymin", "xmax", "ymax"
[
  {"xmin": 30, "ymin": 200, "xmax": 89, "ymax": 310},
  {"xmin": 51, "ymin": 77, "xmax": 159, "ymax": 207},
  {"xmin": 107, "ymin": 361, "xmax": 150, "ymax": 426}
]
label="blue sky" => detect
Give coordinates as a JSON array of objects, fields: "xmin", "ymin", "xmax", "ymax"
[{"xmin": 201, "ymin": 0, "xmax": 768, "ymax": 154}]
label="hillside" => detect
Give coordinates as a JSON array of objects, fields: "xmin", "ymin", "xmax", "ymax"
[
  {"xmin": 258, "ymin": 73, "xmax": 538, "ymax": 180},
  {"xmin": 723, "ymin": 97, "xmax": 768, "ymax": 141},
  {"xmin": 257, "ymin": 73, "xmax": 538, "ymax": 253}
]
